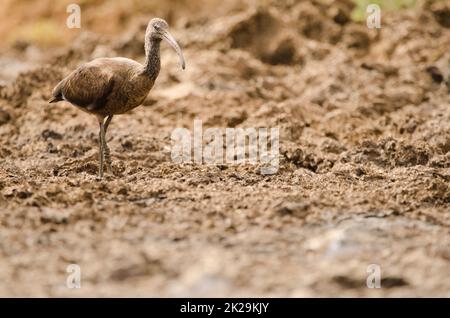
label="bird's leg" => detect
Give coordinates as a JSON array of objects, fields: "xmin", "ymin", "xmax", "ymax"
[
  {"xmin": 98, "ymin": 118, "xmax": 106, "ymax": 179},
  {"xmin": 103, "ymin": 115, "xmax": 114, "ymax": 174},
  {"xmin": 104, "ymin": 115, "xmax": 113, "ymax": 132}
]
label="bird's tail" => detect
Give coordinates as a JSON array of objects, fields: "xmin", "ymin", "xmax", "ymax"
[
  {"xmin": 49, "ymin": 79, "xmax": 66, "ymax": 103},
  {"xmin": 48, "ymin": 96, "xmax": 62, "ymax": 103}
]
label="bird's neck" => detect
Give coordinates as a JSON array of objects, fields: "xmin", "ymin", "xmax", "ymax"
[{"xmin": 144, "ymin": 37, "xmax": 161, "ymax": 80}]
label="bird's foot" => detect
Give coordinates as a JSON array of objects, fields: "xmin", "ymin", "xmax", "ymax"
[
  {"xmin": 105, "ymin": 161, "xmax": 114, "ymax": 175},
  {"xmin": 97, "ymin": 168, "xmax": 104, "ymax": 180},
  {"xmin": 105, "ymin": 153, "xmax": 115, "ymax": 175},
  {"xmin": 103, "ymin": 148, "xmax": 115, "ymax": 176}
]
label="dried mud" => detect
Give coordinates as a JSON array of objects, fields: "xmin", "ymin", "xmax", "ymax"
[{"xmin": 0, "ymin": 0, "xmax": 449, "ymax": 297}]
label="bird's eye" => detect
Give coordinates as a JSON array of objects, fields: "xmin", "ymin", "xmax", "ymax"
[{"xmin": 155, "ymin": 25, "xmax": 160, "ymax": 31}]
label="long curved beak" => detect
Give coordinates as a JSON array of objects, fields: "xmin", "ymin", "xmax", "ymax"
[{"xmin": 161, "ymin": 30, "xmax": 186, "ymax": 70}]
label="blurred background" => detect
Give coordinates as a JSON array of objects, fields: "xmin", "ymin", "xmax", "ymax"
[{"xmin": 0, "ymin": 0, "xmax": 424, "ymax": 49}]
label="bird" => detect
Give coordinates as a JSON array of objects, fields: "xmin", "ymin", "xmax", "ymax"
[{"xmin": 49, "ymin": 18, "xmax": 185, "ymax": 178}]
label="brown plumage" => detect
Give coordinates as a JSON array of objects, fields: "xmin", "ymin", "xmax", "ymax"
[{"xmin": 50, "ymin": 18, "xmax": 185, "ymax": 178}]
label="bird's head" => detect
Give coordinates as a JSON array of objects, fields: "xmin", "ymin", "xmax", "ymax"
[{"xmin": 147, "ymin": 18, "xmax": 186, "ymax": 70}]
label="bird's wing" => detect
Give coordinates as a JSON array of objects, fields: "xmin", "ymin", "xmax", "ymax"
[{"xmin": 59, "ymin": 63, "xmax": 116, "ymax": 111}]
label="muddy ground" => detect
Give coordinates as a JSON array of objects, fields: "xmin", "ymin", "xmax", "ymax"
[{"xmin": 0, "ymin": 0, "xmax": 449, "ymax": 297}]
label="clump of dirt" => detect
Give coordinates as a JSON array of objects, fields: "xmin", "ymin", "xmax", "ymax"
[
  {"xmin": 0, "ymin": 66, "xmax": 63, "ymax": 107},
  {"xmin": 429, "ymin": 1, "xmax": 450, "ymax": 28},
  {"xmin": 0, "ymin": 0, "xmax": 449, "ymax": 297},
  {"xmin": 228, "ymin": 8, "xmax": 303, "ymax": 65}
]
